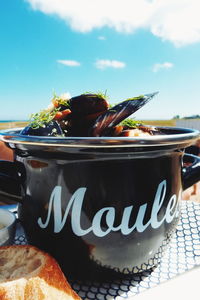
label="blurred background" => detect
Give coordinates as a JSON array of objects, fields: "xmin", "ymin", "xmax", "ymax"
[{"xmin": 0, "ymin": 0, "xmax": 199, "ymax": 122}]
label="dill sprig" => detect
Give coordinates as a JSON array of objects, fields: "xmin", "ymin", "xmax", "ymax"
[
  {"xmin": 123, "ymin": 95, "xmax": 144, "ymax": 102},
  {"xmin": 83, "ymin": 90, "xmax": 109, "ymax": 100},
  {"xmin": 29, "ymin": 108, "xmax": 60, "ymax": 129},
  {"xmin": 52, "ymin": 93, "xmax": 71, "ymax": 108},
  {"xmin": 96, "ymin": 90, "xmax": 108, "ymax": 100},
  {"xmin": 120, "ymin": 118, "xmax": 143, "ymax": 128}
]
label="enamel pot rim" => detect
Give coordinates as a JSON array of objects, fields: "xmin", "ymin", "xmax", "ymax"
[{"xmin": 0, "ymin": 126, "xmax": 199, "ymax": 149}]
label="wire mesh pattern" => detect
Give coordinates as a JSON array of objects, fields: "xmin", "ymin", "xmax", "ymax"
[{"xmin": 14, "ymin": 201, "xmax": 200, "ymax": 300}]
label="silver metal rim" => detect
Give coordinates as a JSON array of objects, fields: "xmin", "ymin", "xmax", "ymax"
[{"xmin": 0, "ymin": 127, "xmax": 199, "ymax": 148}]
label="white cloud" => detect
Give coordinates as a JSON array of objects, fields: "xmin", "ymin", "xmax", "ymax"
[
  {"xmin": 98, "ymin": 36, "xmax": 106, "ymax": 40},
  {"xmin": 95, "ymin": 59, "xmax": 126, "ymax": 69},
  {"xmin": 57, "ymin": 59, "xmax": 81, "ymax": 67},
  {"xmin": 152, "ymin": 62, "xmax": 174, "ymax": 72},
  {"xmin": 26, "ymin": 0, "xmax": 200, "ymax": 46}
]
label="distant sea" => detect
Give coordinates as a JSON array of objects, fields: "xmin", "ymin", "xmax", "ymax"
[{"xmin": 0, "ymin": 120, "xmax": 27, "ymax": 123}]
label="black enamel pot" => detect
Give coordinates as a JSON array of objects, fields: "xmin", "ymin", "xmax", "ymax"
[{"xmin": 0, "ymin": 127, "xmax": 200, "ymax": 279}]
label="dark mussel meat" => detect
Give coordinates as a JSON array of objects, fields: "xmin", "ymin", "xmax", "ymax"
[
  {"xmin": 20, "ymin": 120, "xmax": 63, "ymax": 136},
  {"xmin": 69, "ymin": 93, "xmax": 109, "ymax": 115},
  {"xmin": 65, "ymin": 93, "xmax": 109, "ymax": 136},
  {"xmin": 91, "ymin": 92, "xmax": 158, "ymax": 136}
]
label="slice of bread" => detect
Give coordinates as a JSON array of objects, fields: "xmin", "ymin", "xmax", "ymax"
[{"xmin": 0, "ymin": 245, "xmax": 81, "ymax": 300}]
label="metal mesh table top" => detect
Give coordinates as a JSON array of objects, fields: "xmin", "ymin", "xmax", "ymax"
[{"xmin": 14, "ymin": 201, "xmax": 200, "ymax": 300}]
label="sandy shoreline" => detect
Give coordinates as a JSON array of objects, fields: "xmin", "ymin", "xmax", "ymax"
[{"xmin": 0, "ymin": 121, "xmax": 28, "ymax": 130}]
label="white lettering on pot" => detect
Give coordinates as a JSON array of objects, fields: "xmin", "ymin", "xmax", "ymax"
[{"xmin": 37, "ymin": 180, "xmax": 180, "ymax": 237}]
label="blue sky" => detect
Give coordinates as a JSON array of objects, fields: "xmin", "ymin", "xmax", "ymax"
[{"xmin": 0, "ymin": 0, "xmax": 199, "ymax": 120}]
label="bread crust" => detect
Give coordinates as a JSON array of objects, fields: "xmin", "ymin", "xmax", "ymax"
[{"xmin": 0, "ymin": 245, "xmax": 81, "ymax": 300}]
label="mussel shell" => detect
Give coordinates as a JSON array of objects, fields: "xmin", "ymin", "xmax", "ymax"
[
  {"xmin": 69, "ymin": 94, "xmax": 109, "ymax": 115},
  {"xmin": 64, "ymin": 112, "xmax": 104, "ymax": 137},
  {"xmin": 91, "ymin": 93, "xmax": 158, "ymax": 136},
  {"xmin": 20, "ymin": 121, "xmax": 63, "ymax": 136}
]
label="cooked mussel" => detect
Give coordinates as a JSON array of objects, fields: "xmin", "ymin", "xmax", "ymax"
[
  {"xmin": 20, "ymin": 120, "xmax": 63, "ymax": 136},
  {"xmin": 69, "ymin": 94, "xmax": 109, "ymax": 115},
  {"xmin": 91, "ymin": 92, "xmax": 158, "ymax": 136},
  {"xmin": 66, "ymin": 93, "xmax": 109, "ymax": 136}
]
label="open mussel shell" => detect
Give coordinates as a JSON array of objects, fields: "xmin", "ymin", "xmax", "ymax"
[{"xmin": 91, "ymin": 92, "xmax": 158, "ymax": 136}]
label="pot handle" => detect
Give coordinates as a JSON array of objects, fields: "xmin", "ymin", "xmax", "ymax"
[
  {"xmin": 182, "ymin": 153, "xmax": 200, "ymax": 190},
  {"xmin": 0, "ymin": 160, "xmax": 23, "ymax": 203}
]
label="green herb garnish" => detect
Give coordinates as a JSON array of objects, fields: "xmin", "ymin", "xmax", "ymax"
[
  {"xmin": 120, "ymin": 118, "xmax": 143, "ymax": 128},
  {"xmin": 52, "ymin": 93, "xmax": 71, "ymax": 108},
  {"xmin": 29, "ymin": 108, "xmax": 60, "ymax": 129},
  {"xmin": 83, "ymin": 90, "xmax": 109, "ymax": 100},
  {"xmin": 123, "ymin": 95, "xmax": 144, "ymax": 102}
]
